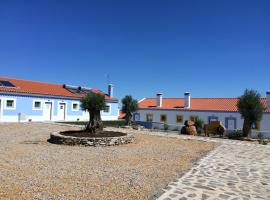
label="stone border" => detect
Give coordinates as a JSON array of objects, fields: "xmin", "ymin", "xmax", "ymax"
[{"xmin": 48, "ymin": 131, "xmax": 135, "ymax": 146}]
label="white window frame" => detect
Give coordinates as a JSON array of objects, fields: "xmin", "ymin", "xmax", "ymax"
[
  {"xmin": 103, "ymin": 104, "xmax": 111, "ymax": 114},
  {"xmin": 72, "ymin": 102, "xmax": 80, "ymax": 112},
  {"xmin": 32, "ymin": 100, "xmax": 43, "ymax": 110},
  {"xmin": 4, "ymin": 98, "xmax": 16, "ymax": 110}
]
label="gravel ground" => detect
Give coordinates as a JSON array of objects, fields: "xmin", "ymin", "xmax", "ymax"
[{"xmin": 0, "ymin": 123, "xmax": 216, "ymax": 200}]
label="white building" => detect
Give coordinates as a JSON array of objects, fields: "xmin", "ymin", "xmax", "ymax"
[{"xmin": 134, "ymin": 92, "xmax": 270, "ymax": 132}]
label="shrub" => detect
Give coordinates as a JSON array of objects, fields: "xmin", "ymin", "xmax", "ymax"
[
  {"xmin": 258, "ymin": 139, "xmax": 268, "ymax": 145},
  {"xmin": 164, "ymin": 123, "xmax": 169, "ymax": 131},
  {"xmin": 227, "ymin": 130, "xmax": 244, "ymax": 140},
  {"xmin": 194, "ymin": 118, "xmax": 204, "ymax": 134}
]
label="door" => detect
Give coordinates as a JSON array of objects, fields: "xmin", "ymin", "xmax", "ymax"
[
  {"xmin": 44, "ymin": 102, "xmax": 52, "ymax": 120},
  {"xmin": 226, "ymin": 118, "xmax": 236, "ymax": 130},
  {"xmin": 58, "ymin": 103, "xmax": 66, "ymax": 121}
]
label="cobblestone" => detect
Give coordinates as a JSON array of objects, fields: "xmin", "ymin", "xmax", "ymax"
[{"xmin": 154, "ymin": 133, "xmax": 270, "ymax": 200}]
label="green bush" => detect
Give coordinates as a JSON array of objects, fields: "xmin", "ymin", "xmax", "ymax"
[
  {"xmin": 164, "ymin": 123, "xmax": 169, "ymax": 131},
  {"xmin": 227, "ymin": 130, "xmax": 244, "ymax": 140},
  {"xmin": 194, "ymin": 118, "xmax": 204, "ymax": 134}
]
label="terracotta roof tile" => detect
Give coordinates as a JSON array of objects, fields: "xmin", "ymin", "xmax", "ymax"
[
  {"xmin": 139, "ymin": 98, "xmax": 270, "ymax": 112},
  {"xmin": 0, "ymin": 77, "xmax": 117, "ymax": 101}
]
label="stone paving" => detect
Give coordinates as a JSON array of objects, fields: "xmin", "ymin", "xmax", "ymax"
[{"xmin": 147, "ymin": 132, "xmax": 270, "ymax": 200}]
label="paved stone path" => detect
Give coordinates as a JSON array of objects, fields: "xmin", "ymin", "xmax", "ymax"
[{"xmin": 147, "ymin": 132, "xmax": 270, "ymax": 200}]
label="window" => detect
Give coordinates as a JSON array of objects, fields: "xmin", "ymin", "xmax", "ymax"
[
  {"xmin": 176, "ymin": 115, "xmax": 183, "ymax": 123},
  {"xmin": 104, "ymin": 105, "xmax": 110, "ymax": 113},
  {"xmin": 33, "ymin": 101, "xmax": 42, "ymax": 110},
  {"xmin": 252, "ymin": 121, "xmax": 260, "ymax": 130},
  {"xmin": 6, "ymin": 99, "xmax": 15, "ymax": 109},
  {"xmin": 146, "ymin": 113, "xmax": 153, "ymax": 122},
  {"xmin": 72, "ymin": 102, "xmax": 79, "ymax": 111},
  {"xmin": 160, "ymin": 114, "xmax": 167, "ymax": 123},
  {"xmin": 208, "ymin": 116, "xmax": 218, "ymax": 123},
  {"xmin": 190, "ymin": 115, "xmax": 199, "ymax": 122}
]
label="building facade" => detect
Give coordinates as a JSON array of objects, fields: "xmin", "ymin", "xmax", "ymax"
[
  {"xmin": 0, "ymin": 78, "xmax": 119, "ymax": 122},
  {"xmin": 134, "ymin": 92, "xmax": 270, "ymax": 131}
]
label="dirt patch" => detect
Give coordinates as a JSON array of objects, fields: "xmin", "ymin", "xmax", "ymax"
[{"xmin": 0, "ymin": 123, "xmax": 216, "ymax": 200}]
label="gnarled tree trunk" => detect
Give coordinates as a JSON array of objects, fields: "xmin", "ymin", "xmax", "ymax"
[
  {"xmin": 85, "ymin": 110, "xmax": 103, "ymax": 134},
  {"xmin": 243, "ymin": 119, "xmax": 252, "ymax": 137},
  {"xmin": 125, "ymin": 113, "xmax": 132, "ymax": 126}
]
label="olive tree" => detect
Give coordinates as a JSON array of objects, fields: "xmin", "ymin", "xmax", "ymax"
[
  {"xmin": 80, "ymin": 93, "xmax": 106, "ymax": 134},
  {"xmin": 121, "ymin": 95, "xmax": 138, "ymax": 125},
  {"xmin": 237, "ymin": 89, "xmax": 266, "ymax": 137}
]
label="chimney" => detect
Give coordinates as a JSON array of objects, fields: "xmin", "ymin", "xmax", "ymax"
[
  {"xmin": 108, "ymin": 84, "xmax": 113, "ymax": 97},
  {"xmin": 156, "ymin": 93, "xmax": 163, "ymax": 107},
  {"xmin": 267, "ymin": 90, "xmax": 270, "ymax": 109},
  {"xmin": 184, "ymin": 92, "xmax": 191, "ymax": 108}
]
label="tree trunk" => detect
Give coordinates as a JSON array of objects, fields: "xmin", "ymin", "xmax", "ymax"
[
  {"xmin": 85, "ymin": 110, "xmax": 103, "ymax": 134},
  {"xmin": 243, "ymin": 119, "xmax": 252, "ymax": 137},
  {"xmin": 125, "ymin": 113, "xmax": 132, "ymax": 126}
]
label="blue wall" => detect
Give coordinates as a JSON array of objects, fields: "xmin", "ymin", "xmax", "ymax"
[{"xmin": 0, "ymin": 93, "xmax": 118, "ymax": 120}]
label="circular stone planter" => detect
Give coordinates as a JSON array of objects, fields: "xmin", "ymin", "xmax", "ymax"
[{"xmin": 49, "ymin": 131, "xmax": 134, "ymax": 147}]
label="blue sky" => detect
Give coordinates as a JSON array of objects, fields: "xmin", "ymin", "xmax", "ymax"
[{"xmin": 0, "ymin": 0, "xmax": 269, "ymax": 100}]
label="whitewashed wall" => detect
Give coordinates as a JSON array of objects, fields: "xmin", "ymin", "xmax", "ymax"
[{"xmin": 137, "ymin": 109, "xmax": 270, "ymax": 131}]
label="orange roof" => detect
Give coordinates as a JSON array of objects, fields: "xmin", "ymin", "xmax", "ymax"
[
  {"xmin": 118, "ymin": 111, "xmax": 126, "ymax": 119},
  {"xmin": 0, "ymin": 77, "xmax": 117, "ymax": 101},
  {"xmin": 139, "ymin": 98, "xmax": 270, "ymax": 112}
]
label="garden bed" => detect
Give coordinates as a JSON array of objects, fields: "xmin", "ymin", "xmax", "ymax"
[{"xmin": 49, "ymin": 130, "xmax": 134, "ymax": 146}]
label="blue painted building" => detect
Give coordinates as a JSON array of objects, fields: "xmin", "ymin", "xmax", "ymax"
[{"xmin": 0, "ymin": 78, "xmax": 119, "ymax": 122}]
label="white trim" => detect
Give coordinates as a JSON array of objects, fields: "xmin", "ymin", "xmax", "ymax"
[
  {"xmin": 4, "ymin": 98, "xmax": 16, "ymax": 110},
  {"xmin": 71, "ymin": 101, "xmax": 80, "ymax": 112},
  {"xmin": 32, "ymin": 99, "xmax": 43, "ymax": 110},
  {"xmin": 138, "ymin": 98, "xmax": 146, "ymax": 103}
]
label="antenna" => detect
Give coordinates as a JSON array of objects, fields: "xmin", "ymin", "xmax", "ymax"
[{"xmin": 105, "ymin": 74, "xmax": 111, "ymax": 84}]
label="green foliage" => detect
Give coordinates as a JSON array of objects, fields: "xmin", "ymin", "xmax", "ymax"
[
  {"xmin": 164, "ymin": 123, "xmax": 169, "ymax": 131},
  {"xmin": 258, "ymin": 139, "xmax": 268, "ymax": 145},
  {"xmin": 121, "ymin": 95, "xmax": 138, "ymax": 125},
  {"xmin": 194, "ymin": 118, "xmax": 204, "ymax": 129},
  {"xmin": 80, "ymin": 93, "xmax": 106, "ymax": 112},
  {"xmin": 194, "ymin": 118, "xmax": 204, "ymax": 135},
  {"xmin": 227, "ymin": 130, "xmax": 244, "ymax": 140},
  {"xmin": 237, "ymin": 89, "xmax": 266, "ymax": 137}
]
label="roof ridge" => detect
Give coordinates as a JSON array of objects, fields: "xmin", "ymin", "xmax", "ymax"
[
  {"xmin": 143, "ymin": 97, "xmax": 266, "ymax": 99},
  {"xmin": 0, "ymin": 77, "xmax": 63, "ymax": 86}
]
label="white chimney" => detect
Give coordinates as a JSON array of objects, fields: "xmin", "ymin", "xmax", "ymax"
[
  {"xmin": 156, "ymin": 93, "xmax": 163, "ymax": 107},
  {"xmin": 108, "ymin": 84, "xmax": 113, "ymax": 97},
  {"xmin": 267, "ymin": 90, "xmax": 270, "ymax": 109},
  {"xmin": 184, "ymin": 92, "xmax": 191, "ymax": 108}
]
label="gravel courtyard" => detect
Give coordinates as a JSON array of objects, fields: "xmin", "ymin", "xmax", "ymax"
[{"xmin": 0, "ymin": 123, "xmax": 215, "ymax": 200}]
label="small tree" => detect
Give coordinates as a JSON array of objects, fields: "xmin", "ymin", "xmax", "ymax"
[
  {"xmin": 80, "ymin": 93, "xmax": 106, "ymax": 134},
  {"xmin": 237, "ymin": 89, "xmax": 266, "ymax": 137},
  {"xmin": 121, "ymin": 95, "xmax": 138, "ymax": 125},
  {"xmin": 194, "ymin": 118, "xmax": 204, "ymax": 134}
]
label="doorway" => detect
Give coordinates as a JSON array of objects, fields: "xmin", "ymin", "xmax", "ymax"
[
  {"xmin": 44, "ymin": 102, "xmax": 52, "ymax": 121},
  {"xmin": 225, "ymin": 117, "xmax": 236, "ymax": 130},
  {"xmin": 58, "ymin": 102, "xmax": 66, "ymax": 121}
]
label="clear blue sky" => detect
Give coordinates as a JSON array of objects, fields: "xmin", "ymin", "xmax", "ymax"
[{"xmin": 0, "ymin": 0, "xmax": 269, "ymax": 100}]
